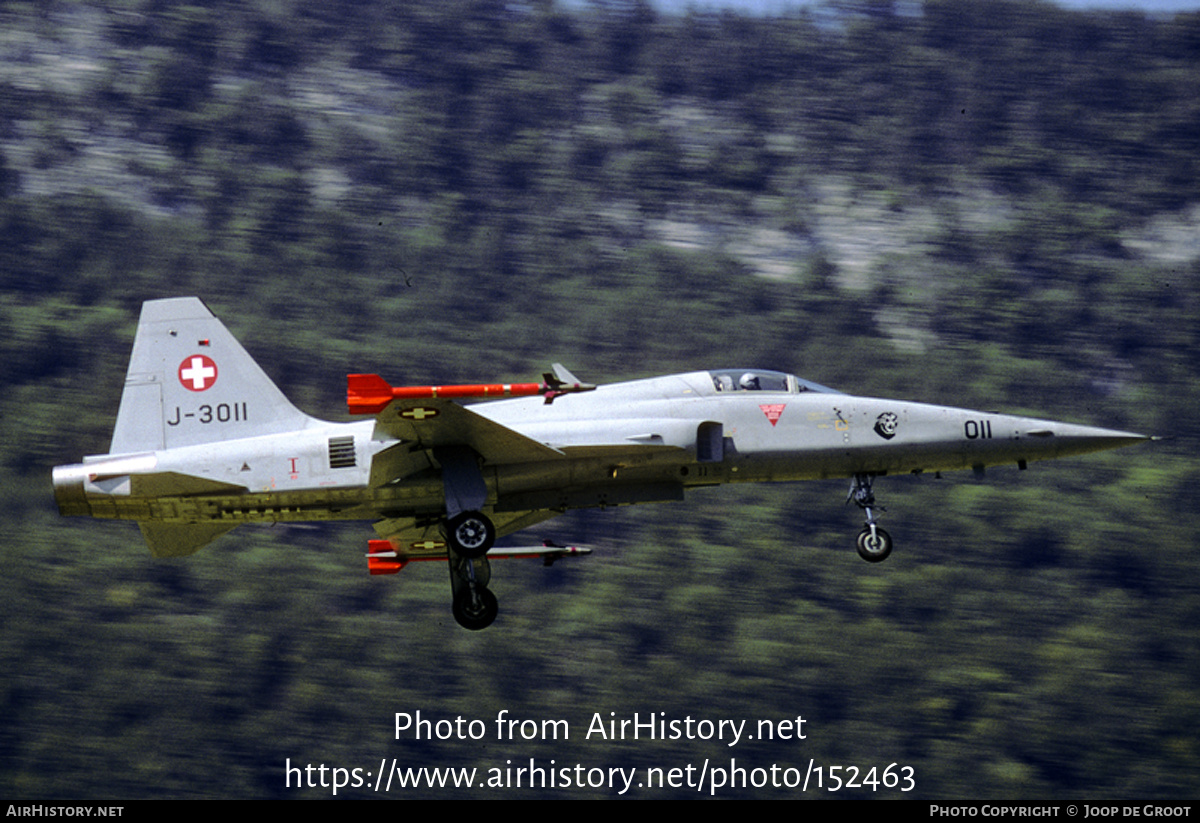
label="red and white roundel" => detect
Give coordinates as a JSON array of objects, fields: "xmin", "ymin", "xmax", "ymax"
[{"xmin": 179, "ymin": 355, "xmax": 218, "ymax": 391}]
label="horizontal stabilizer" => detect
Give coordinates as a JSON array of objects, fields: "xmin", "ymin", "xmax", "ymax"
[{"xmin": 139, "ymin": 522, "xmax": 238, "ymax": 557}]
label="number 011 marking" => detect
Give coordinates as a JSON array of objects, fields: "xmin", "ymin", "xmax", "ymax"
[{"xmin": 964, "ymin": 419, "xmax": 993, "ymax": 439}]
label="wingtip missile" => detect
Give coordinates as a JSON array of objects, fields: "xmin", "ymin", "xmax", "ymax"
[
  {"xmin": 365, "ymin": 538, "xmax": 592, "ymax": 574},
  {"xmin": 348, "ymin": 372, "xmax": 595, "ymax": 414},
  {"xmin": 367, "ymin": 539, "xmax": 407, "ymax": 575},
  {"xmin": 541, "ymin": 365, "xmax": 596, "ymax": 405},
  {"xmin": 534, "ymin": 539, "xmax": 593, "ymax": 565},
  {"xmin": 347, "ymin": 373, "xmax": 394, "ymax": 415}
]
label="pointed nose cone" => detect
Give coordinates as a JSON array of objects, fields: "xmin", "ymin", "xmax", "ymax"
[{"xmin": 1021, "ymin": 420, "xmax": 1150, "ymax": 459}]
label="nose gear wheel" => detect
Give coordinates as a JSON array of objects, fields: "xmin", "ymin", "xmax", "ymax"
[{"xmin": 848, "ymin": 474, "xmax": 893, "ymax": 562}]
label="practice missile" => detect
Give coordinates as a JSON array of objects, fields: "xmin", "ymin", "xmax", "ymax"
[{"xmin": 348, "ymin": 367, "xmax": 595, "ymax": 415}]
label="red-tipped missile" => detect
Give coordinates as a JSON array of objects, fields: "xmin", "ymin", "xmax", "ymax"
[
  {"xmin": 365, "ymin": 538, "xmax": 592, "ymax": 574},
  {"xmin": 367, "ymin": 539, "xmax": 406, "ymax": 575},
  {"xmin": 348, "ymin": 367, "xmax": 595, "ymax": 415}
]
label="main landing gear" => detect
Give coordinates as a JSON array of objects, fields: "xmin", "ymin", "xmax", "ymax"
[
  {"xmin": 446, "ymin": 510, "xmax": 496, "ymax": 559},
  {"xmin": 435, "ymin": 446, "xmax": 500, "ymax": 629},
  {"xmin": 450, "ymin": 562, "xmax": 498, "ymax": 631},
  {"xmin": 444, "ymin": 510, "xmax": 498, "ymax": 630},
  {"xmin": 848, "ymin": 474, "xmax": 893, "ymax": 563}
]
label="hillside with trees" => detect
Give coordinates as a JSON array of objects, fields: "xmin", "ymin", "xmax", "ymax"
[{"xmin": 1, "ymin": 0, "xmax": 1198, "ymax": 798}]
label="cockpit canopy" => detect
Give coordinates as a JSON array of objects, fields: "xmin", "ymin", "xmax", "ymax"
[{"xmin": 709, "ymin": 369, "xmax": 840, "ymax": 395}]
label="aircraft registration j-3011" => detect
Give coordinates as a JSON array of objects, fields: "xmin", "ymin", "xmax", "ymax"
[{"xmin": 54, "ymin": 298, "xmax": 1150, "ymax": 630}]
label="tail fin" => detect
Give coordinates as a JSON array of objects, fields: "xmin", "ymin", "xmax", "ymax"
[{"xmin": 110, "ymin": 297, "xmax": 314, "ymax": 454}]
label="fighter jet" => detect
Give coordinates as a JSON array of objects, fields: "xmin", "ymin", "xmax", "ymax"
[{"xmin": 53, "ymin": 298, "xmax": 1149, "ymax": 630}]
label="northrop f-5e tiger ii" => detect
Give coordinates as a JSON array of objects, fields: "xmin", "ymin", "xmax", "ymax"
[{"xmin": 54, "ymin": 298, "xmax": 1149, "ymax": 629}]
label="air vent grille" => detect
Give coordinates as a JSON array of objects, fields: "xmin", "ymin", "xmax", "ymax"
[{"xmin": 328, "ymin": 436, "xmax": 356, "ymax": 469}]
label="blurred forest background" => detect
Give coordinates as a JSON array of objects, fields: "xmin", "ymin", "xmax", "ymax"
[{"xmin": 2, "ymin": 0, "xmax": 1198, "ymax": 799}]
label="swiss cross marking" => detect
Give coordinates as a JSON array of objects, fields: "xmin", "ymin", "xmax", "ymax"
[
  {"xmin": 400, "ymin": 406, "xmax": 439, "ymax": 421},
  {"xmin": 179, "ymin": 355, "xmax": 218, "ymax": 391},
  {"xmin": 759, "ymin": 404, "xmax": 786, "ymax": 426}
]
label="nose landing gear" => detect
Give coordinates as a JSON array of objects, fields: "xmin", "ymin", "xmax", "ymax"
[{"xmin": 848, "ymin": 474, "xmax": 893, "ymax": 563}]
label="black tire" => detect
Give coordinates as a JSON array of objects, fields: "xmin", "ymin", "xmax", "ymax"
[
  {"xmin": 452, "ymin": 587, "xmax": 498, "ymax": 631},
  {"xmin": 446, "ymin": 511, "xmax": 495, "ymax": 559},
  {"xmin": 856, "ymin": 526, "xmax": 893, "ymax": 563}
]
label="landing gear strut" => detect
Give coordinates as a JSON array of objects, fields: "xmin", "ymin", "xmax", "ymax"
[
  {"xmin": 849, "ymin": 474, "xmax": 893, "ymax": 562},
  {"xmin": 447, "ymin": 547, "xmax": 498, "ymax": 630},
  {"xmin": 435, "ymin": 445, "xmax": 500, "ymax": 628}
]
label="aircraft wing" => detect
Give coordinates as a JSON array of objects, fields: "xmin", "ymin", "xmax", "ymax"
[{"xmin": 367, "ymin": 396, "xmax": 565, "ymax": 466}]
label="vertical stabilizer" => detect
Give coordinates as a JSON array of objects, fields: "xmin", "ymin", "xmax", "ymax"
[{"xmin": 110, "ymin": 297, "xmax": 314, "ymax": 454}]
